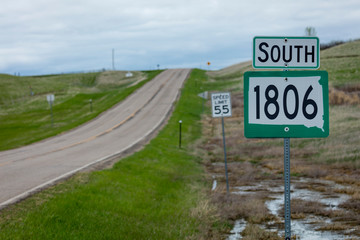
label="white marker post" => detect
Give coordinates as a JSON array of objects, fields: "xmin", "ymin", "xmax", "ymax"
[
  {"xmin": 46, "ymin": 94, "xmax": 55, "ymax": 127},
  {"xmin": 211, "ymin": 92, "xmax": 232, "ymax": 194},
  {"xmin": 89, "ymin": 99, "xmax": 93, "ymax": 112},
  {"xmin": 179, "ymin": 120, "xmax": 182, "ymax": 149}
]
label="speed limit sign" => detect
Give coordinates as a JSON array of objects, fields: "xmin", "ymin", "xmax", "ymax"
[
  {"xmin": 211, "ymin": 92, "xmax": 232, "ymax": 118},
  {"xmin": 244, "ymin": 71, "xmax": 329, "ymax": 138}
]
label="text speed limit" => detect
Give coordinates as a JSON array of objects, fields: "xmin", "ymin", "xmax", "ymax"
[
  {"xmin": 211, "ymin": 92, "xmax": 232, "ymax": 118},
  {"xmin": 244, "ymin": 71, "xmax": 329, "ymax": 138}
]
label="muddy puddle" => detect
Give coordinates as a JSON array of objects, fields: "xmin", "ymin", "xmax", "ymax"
[{"xmin": 224, "ymin": 178, "xmax": 360, "ymax": 240}]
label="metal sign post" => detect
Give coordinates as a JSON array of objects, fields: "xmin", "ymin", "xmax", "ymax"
[
  {"xmin": 283, "ymin": 67, "xmax": 291, "ymax": 240},
  {"xmin": 211, "ymin": 92, "xmax": 232, "ymax": 194},
  {"xmin": 284, "ymin": 138, "xmax": 291, "ymax": 239},
  {"xmin": 246, "ymin": 36, "xmax": 328, "ymax": 239},
  {"xmin": 50, "ymin": 102, "xmax": 54, "ymax": 127},
  {"xmin": 221, "ymin": 117, "xmax": 230, "ymax": 193}
]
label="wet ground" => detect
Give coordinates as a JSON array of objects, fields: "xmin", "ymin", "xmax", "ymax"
[
  {"xmin": 201, "ymin": 91, "xmax": 360, "ymax": 239},
  {"xmin": 220, "ymin": 177, "xmax": 360, "ymax": 240}
]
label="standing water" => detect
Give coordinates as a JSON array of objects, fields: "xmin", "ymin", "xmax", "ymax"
[{"xmin": 227, "ymin": 178, "xmax": 359, "ymax": 240}]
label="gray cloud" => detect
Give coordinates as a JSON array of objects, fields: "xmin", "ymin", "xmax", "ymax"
[{"xmin": 1, "ymin": 0, "xmax": 360, "ymax": 75}]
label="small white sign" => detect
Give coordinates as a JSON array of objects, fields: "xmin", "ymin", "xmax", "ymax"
[
  {"xmin": 47, "ymin": 94, "xmax": 55, "ymax": 104},
  {"xmin": 211, "ymin": 92, "xmax": 232, "ymax": 118},
  {"xmin": 253, "ymin": 36, "xmax": 319, "ymax": 69},
  {"xmin": 198, "ymin": 91, "xmax": 208, "ymax": 99}
]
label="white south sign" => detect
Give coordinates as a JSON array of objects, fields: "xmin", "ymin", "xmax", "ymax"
[{"xmin": 253, "ymin": 36, "xmax": 320, "ymax": 69}]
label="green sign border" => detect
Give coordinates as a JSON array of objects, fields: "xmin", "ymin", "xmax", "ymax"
[
  {"xmin": 244, "ymin": 71, "xmax": 329, "ymax": 138},
  {"xmin": 253, "ymin": 36, "xmax": 320, "ymax": 69}
]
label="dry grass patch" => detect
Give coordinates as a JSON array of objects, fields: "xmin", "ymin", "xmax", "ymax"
[
  {"xmin": 294, "ymin": 181, "xmax": 330, "ymax": 193},
  {"xmin": 323, "ymin": 210, "xmax": 360, "ymax": 236},
  {"xmin": 352, "ymin": 190, "xmax": 360, "ymax": 200},
  {"xmin": 262, "ymin": 159, "xmax": 282, "ymax": 172},
  {"xmin": 230, "ymin": 162, "xmax": 259, "ymax": 186},
  {"xmin": 300, "ymin": 165, "xmax": 330, "ymax": 178},
  {"xmin": 316, "ymin": 222, "xmax": 349, "ymax": 231},
  {"xmin": 211, "ymin": 192, "xmax": 275, "ymax": 224},
  {"xmin": 288, "ymin": 199, "xmax": 332, "ymax": 218},
  {"xmin": 325, "ymin": 171, "xmax": 360, "ymax": 187},
  {"xmin": 241, "ymin": 224, "xmax": 282, "ymax": 240},
  {"xmin": 329, "ymin": 86, "xmax": 360, "ymax": 105},
  {"xmin": 189, "ymin": 198, "xmax": 228, "ymax": 240},
  {"xmin": 339, "ymin": 198, "xmax": 360, "ymax": 213}
]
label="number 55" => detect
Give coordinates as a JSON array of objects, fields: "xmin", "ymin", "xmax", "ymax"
[{"xmin": 215, "ymin": 105, "xmax": 230, "ymax": 115}]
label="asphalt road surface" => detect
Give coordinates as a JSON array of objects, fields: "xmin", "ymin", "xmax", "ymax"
[{"xmin": 0, "ymin": 69, "xmax": 191, "ymax": 209}]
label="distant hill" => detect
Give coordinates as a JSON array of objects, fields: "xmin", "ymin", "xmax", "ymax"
[{"xmin": 320, "ymin": 40, "xmax": 360, "ymax": 88}]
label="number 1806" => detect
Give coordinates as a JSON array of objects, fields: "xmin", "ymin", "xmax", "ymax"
[{"xmin": 253, "ymin": 84, "xmax": 318, "ymax": 120}]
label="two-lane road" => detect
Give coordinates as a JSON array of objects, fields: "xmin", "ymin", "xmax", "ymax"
[{"xmin": 0, "ymin": 69, "xmax": 191, "ymax": 208}]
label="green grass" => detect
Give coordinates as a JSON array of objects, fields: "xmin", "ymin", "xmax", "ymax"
[
  {"xmin": 319, "ymin": 40, "xmax": 360, "ymax": 88},
  {"xmin": 320, "ymin": 56, "xmax": 360, "ymax": 87},
  {"xmin": 0, "ymin": 70, "xmax": 160, "ymax": 150},
  {"xmin": 0, "ymin": 69, "xmax": 219, "ymax": 239}
]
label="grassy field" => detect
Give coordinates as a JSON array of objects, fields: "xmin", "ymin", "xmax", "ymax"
[
  {"xmin": 321, "ymin": 40, "xmax": 360, "ymax": 87},
  {"xmin": 0, "ymin": 69, "xmax": 229, "ymax": 239},
  {"xmin": 0, "ymin": 70, "xmax": 158, "ymax": 150},
  {"xmin": 201, "ymin": 40, "xmax": 360, "ymax": 239}
]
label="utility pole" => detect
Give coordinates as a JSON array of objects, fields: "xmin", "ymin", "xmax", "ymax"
[{"xmin": 112, "ymin": 48, "xmax": 115, "ymax": 71}]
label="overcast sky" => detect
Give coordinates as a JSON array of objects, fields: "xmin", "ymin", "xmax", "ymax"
[{"xmin": 1, "ymin": 0, "xmax": 360, "ymax": 75}]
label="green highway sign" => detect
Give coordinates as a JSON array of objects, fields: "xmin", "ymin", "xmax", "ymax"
[
  {"xmin": 253, "ymin": 36, "xmax": 320, "ymax": 69},
  {"xmin": 244, "ymin": 71, "xmax": 329, "ymax": 138}
]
